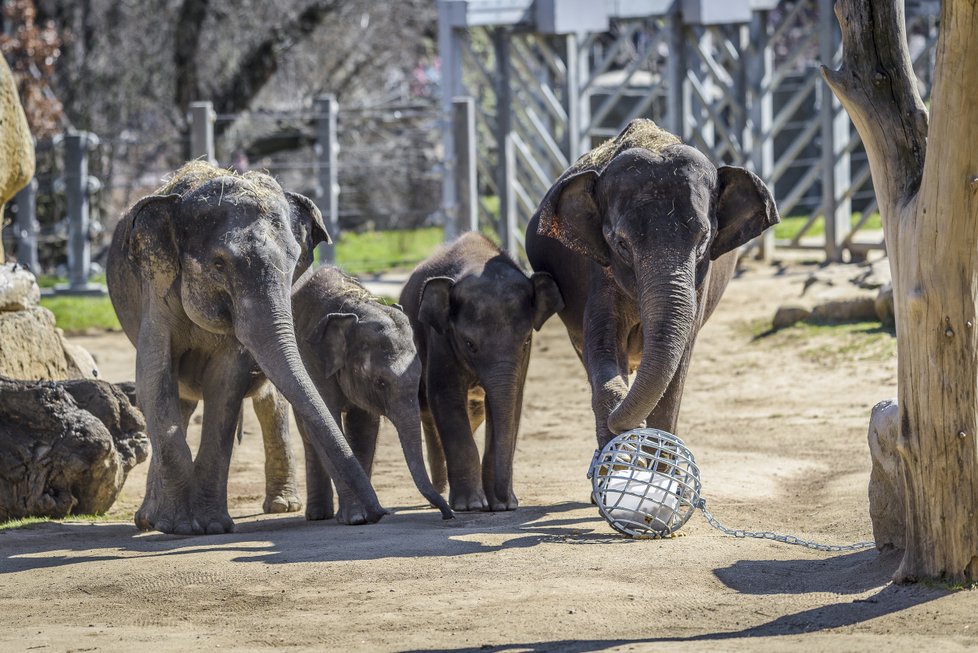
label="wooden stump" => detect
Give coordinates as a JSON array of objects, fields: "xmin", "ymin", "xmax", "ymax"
[{"xmin": 0, "ymin": 376, "xmax": 149, "ymax": 520}]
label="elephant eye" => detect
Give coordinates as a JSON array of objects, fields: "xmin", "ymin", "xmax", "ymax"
[
  {"xmin": 212, "ymin": 258, "xmax": 225, "ymax": 271},
  {"xmin": 374, "ymin": 378, "xmax": 387, "ymax": 390},
  {"xmin": 616, "ymin": 238, "xmax": 631, "ymax": 257},
  {"xmin": 465, "ymin": 339, "xmax": 478, "ymax": 354}
]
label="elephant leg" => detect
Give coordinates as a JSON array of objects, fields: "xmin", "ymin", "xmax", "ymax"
[
  {"xmin": 421, "ymin": 406, "xmax": 448, "ymax": 494},
  {"xmin": 427, "ymin": 365, "xmax": 486, "ymax": 511},
  {"xmin": 296, "ymin": 417, "xmax": 334, "ymax": 521},
  {"xmin": 582, "ymin": 293, "xmax": 634, "ymax": 448},
  {"xmin": 134, "ymin": 325, "xmax": 197, "ymax": 535},
  {"xmin": 336, "ymin": 408, "xmax": 380, "ymax": 523},
  {"xmin": 645, "ymin": 336, "xmax": 697, "ymax": 434},
  {"xmin": 192, "ymin": 354, "xmax": 252, "ymax": 534},
  {"xmin": 252, "ymin": 383, "xmax": 302, "ymax": 514}
]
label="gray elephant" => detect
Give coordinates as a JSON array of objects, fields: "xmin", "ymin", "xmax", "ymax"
[
  {"xmin": 525, "ymin": 119, "xmax": 780, "ymax": 446},
  {"xmin": 289, "ymin": 264, "xmax": 453, "ymax": 522},
  {"xmin": 107, "ymin": 161, "xmax": 386, "ymax": 534},
  {"xmin": 399, "ymin": 232, "xmax": 563, "ymax": 512}
]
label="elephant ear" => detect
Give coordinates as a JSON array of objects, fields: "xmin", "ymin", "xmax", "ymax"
[
  {"xmin": 418, "ymin": 276, "xmax": 455, "ymax": 336},
  {"xmin": 287, "ymin": 191, "xmax": 331, "ymax": 273},
  {"xmin": 535, "ymin": 169, "xmax": 609, "ymax": 266},
  {"xmin": 710, "ymin": 166, "xmax": 780, "ymax": 260},
  {"xmin": 529, "ymin": 271, "xmax": 564, "ymax": 331},
  {"xmin": 124, "ymin": 193, "xmax": 182, "ymax": 279},
  {"xmin": 308, "ymin": 312, "xmax": 359, "ymax": 378}
]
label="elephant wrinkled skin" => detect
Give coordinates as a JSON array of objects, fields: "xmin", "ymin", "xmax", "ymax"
[
  {"xmin": 106, "ymin": 161, "xmax": 385, "ymax": 534},
  {"xmin": 525, "ymin": 119, "xmax": 780, "ymax": 446},
  {"xmin": 400, "ymin": 233, "xmax": 563, "ymax": 512},
  {"xmin": 290, "ymin": 265, "xmax": 453, "ymax": 522}
]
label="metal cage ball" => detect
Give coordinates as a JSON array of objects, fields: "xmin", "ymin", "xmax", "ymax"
[{"xmin": 588, "ymin": 428, "xmax": 702, "ymax": 538}]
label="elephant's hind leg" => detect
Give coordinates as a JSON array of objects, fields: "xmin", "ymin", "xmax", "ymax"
[{"xmin": 252, "ymin": 383, "xmax": 302, "ymax": 514}]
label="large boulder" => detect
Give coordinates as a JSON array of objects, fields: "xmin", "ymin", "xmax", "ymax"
[
  {"xmin": 0, "ymin": 376, "xmax": 149, "ymax": 520},
  {"xmin": 0, "ymin": 56, "xmax": 36, "ymax": 263}
]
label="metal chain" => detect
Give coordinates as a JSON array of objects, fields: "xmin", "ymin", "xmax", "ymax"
[{"xmin": 696, "ymin": 499, "xmax": 876, "ymax": 553}]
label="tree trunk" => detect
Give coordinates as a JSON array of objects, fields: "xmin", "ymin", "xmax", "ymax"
[{"xmin": 822, "ymin": 0, "xmax": 978, "ymax": 583}]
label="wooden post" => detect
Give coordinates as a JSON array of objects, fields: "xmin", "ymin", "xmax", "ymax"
[
  {"xmin": 452, "ymin": 96, "xmax": 478, "ymax": 237},
  {"xmin": 823, "ymin": 0, "xmax": 978, "ymax": 583},
  {"xmin": 314, "ymin": 95, "xmax": 339, "ymax": 265}
]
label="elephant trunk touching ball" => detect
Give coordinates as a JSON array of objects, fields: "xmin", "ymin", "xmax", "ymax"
[
  {"xmin": 107, "ymin": 161, "xmax": 386, "ymax": 534},
  {"xmin": 526, "ymin": 119, "xmax": 780, "ymax": 446}
]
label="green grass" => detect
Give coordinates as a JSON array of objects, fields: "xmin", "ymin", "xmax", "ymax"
[
  {"xmin": 39, "ymin": 294, "xmax": 121, "ymax": 334},
  {"xmin": 775, "ymin": 212, "xmax": 882, "ymax": 241},
  {"xmin": 746, "ymin": 318, "xmax": 896, "ymax": 365},
  {"xmin": 0, "ymin": 513, "xmax": 123, "ymax": 532},
  {"xmin": 333, "ymin": 227, "xmax": 445, "ymax": 275}
]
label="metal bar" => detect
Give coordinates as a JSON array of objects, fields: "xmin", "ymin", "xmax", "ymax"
[
  {"xmin": 748, "ymin": 8, "xmax": 775, "ymax": 260},
  {"xmin": 494, "ymin": 28, "xmax": 514, "ymax": 252},
  {"xmin": 770, "ymin": 118, "xmax": 820, "ymax": 183},
  {"xmin": 314, "ymin": 95, "xmax": 339, "ymax": 264},
  {"xmin": 666, "ymin": 9, "xmax": 686, "ymax": 137},
  {"xmin": 777, "ymin": 159, "xmax": 823, "ymax": 219},
  {"xmin": 566, "ymin": 31, "xmax": 590, "ymax": 160},
  {"xmin": 189, "ymin": 101, "xmax": 216, "ymax": 163},
  {"xmin": 452, "ymin": 96, "xmax": 478, "ymax": 237},
  {"xmin": 511, "ymin": 131, "xmax": 556, "ymax": 191},
  {"xmin": 818, "ymin": 0, "xmax": 850, "ymax": 261},
  {"xmin": 503, "ymin": 131, "xmax": 518, "ymax": 255},
  {"xmin": 61, "ymin": 132, "xmax": 103, "ymax": 295},
  {"xmin": 770, "ymin": 74, "xmax": 817, "ymax": 138},
  {"xmin": 583, "ymin": 21, "xmax": 643, "ymax": 91}
]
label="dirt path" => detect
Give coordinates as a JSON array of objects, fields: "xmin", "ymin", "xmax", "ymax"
[{"xmin": 2, "ymin": 260, "xmax": 976, "ymax": 652}]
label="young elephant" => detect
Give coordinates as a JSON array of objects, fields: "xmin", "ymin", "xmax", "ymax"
[
  {"xmin": 290, "ymin": 265, "xmax": 453, "ymax": 522},
  {"xmin": 399, "ymin": 233, "xmax": 563, "ymax": 512},
  {"xmin": 107, "ymin": 161, "xmax": 386, "ymax": 534},
  {"xmin": 526, "ymin": 119, "xmax": 780, "ymax": 446}
]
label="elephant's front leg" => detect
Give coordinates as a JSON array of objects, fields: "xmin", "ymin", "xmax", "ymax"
[
  {"xmin": 192, "ymin": 352, "xmax": 252, "ymax": 534},
  {"xmin": 582, "ymin": 293, "xmax": 634, "ymax": 448},
  {"xmin": 134, "ymin": 325, "xmax": 197, "ymax": 534},
  {"xmin": 335, "ymin": 408, "xmax": 380, "ymax": 523},
  {"xmin": 427, "ymin": 354, "xmax": 486, "ymax": 511},
  {"xmin": 296, "ymin": 417, "xmax": 334, "ymax": 521},
  {"xmin": 252, "ymin": 382, "xmax": 302, "ymax": 514}
]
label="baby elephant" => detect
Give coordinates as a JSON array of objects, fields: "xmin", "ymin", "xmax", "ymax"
[
  {"xmin": 400, "ymin": 232, "xmax": 564, "ymax": 512},
  {"xmin": 291, "ymin": 265, "xmax": 454, "ymax": 522}
]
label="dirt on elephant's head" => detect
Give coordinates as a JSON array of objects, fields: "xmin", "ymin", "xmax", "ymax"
[
  {"xmin": 156, "ymin": 160, "xmax": 284, "ymax": 213},
  {"xmin": 577, "ymin": 118, "xmax": 681, "ymax": 172}
]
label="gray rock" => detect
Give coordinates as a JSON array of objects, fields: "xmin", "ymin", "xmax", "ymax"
[
  {"xmin": 0, "ymin": 376, "xmax": 149, "ymax": 520},
  {"xmin": 773, "ymin": 304, "xmax": 812, "ymax": 329},
  {"xmin": 875, "ymin": 282, "xmax": 895, "ymax": 327},
  {"xmin": 0, "ymin": 307, "xmax": 73, "ymax": 380},
  {"xmin": 811, "ymin": 296, "xmax": 879, "ymax": 322},
  {"xmin": 0, "ymin": 263, "xmax": 40, "ymax": 312}
]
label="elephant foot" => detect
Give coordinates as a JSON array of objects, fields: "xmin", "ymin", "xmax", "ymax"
[
  {"xmin": 135, "ymin": 495, "xmax": 198, "ymax": 535},
  {"xmin": 195, "ymin": 504, "xmax": 235, "ymax": 535},
  {"xmin": 305, "ymin": 497, "xmax": 335, "ymax": 521},
  {"xmin": 336, "ymin": 498, "xmax": 388, "ymax": 525},
  {"xmin": 449, "ymin": 487, "xmax": 489, "ymax": 512},
  {"xmin": 488, "ymin": 492, "xmax": 519, "ymax": 512},
  {"xmin": 263, "ymin": 490, "xmax": 303, "ymax": 514}
]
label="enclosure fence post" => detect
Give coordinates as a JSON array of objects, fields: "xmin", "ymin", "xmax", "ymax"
[
  {"xmin": 493, "ymin": 28, "xmax": 513, "ymax": 252},
  {"xmin": 14, "ymin": 177, "xmax": 38, "ymax": 273},
  {"xmin": 504, "ymin": 132, "xmax": 518, "ymax": 256},
  {"xmin": 314, "ymin": 95, "xmax": 339, "ymax": 265},
  {"xmin": 818, "ymin": 0, "xmax": 851, "ymax": 262},
  {"xmin": 748, "ymin": 9, "xmax": 775, "ymax": 261},
  {"xmin": 452, "ymin": 96, "xmax": 477, "ymax": 236},
  {"xmin": 666, "ymin": 9, "xmax": 686, "ymax": 138},
  {"xmin": 60, "ymin": 131, "xmax": 104, "ymax": 295},
  {"xmin": 189, "ymin": 101, "xmax": 216, "ymax": 164}
]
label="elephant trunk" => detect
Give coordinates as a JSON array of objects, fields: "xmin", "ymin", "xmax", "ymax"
[
  {"xmin": 482, "ymin": 360, "xmax": 527, "ymax": 511},
  {"xmin": 607, "ymin": 259, "xmax": 696, "ymax": 435},
  {"xmin": 391, "ymin": 408, "xmax": 454, "ymax": 519},
  {"xmin": 235, "ymin": 291, "xmax": 386, "ymax": 523}
]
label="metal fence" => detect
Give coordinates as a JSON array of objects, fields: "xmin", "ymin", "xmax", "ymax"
[{"xmin": 437, "ymin": 0, "xmax": 941, "ymax": 262}]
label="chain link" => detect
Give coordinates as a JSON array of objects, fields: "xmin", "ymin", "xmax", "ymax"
[{"xmin": 696, "ymin": 499, "xmax": 876, "ymax": 553}]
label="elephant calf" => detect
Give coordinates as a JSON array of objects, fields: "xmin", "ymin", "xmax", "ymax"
[
  {"xmin": 400, "ymin": 232, "xmax": 563, "ymax": 512},
  {"xmin": 289, "ymin": 265, "xmax": 453, "ymax": 522}
]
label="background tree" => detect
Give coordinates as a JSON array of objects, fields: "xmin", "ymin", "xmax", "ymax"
[{"xmin": 822, "ymin": 0, "xmax": 978, "ymax": 582}]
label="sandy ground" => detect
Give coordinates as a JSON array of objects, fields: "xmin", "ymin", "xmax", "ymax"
[{"xmin": 3, "ymin": 259, "xmax": 978, "ymax": 652}]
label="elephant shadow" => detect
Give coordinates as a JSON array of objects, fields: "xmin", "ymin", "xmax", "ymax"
[{"xmin": 0, "ymin": 501, "xmax": 614, "ymax": 574}]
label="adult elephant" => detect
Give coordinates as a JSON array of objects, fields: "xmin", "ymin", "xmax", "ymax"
[
  {"xmin": 525, "ymin": 119, "xmax": 780, "ymax": 446},
  {"xmin": 107, "ymin": 161, "xmax": 386, "ymax": 534}
]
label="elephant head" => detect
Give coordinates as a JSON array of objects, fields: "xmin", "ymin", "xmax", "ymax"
[
  {"xmin": 120, "ymin": 162, "xmax": 383, "ymax": 519},
  {"xmin": 536, "ymin": 127, "xmax": 779, "ymax": 435}
]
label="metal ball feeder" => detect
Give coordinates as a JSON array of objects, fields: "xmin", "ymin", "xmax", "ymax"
[{"xmin": 588, "ymin": 428, "xmax": 702, "ymax": 539}]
